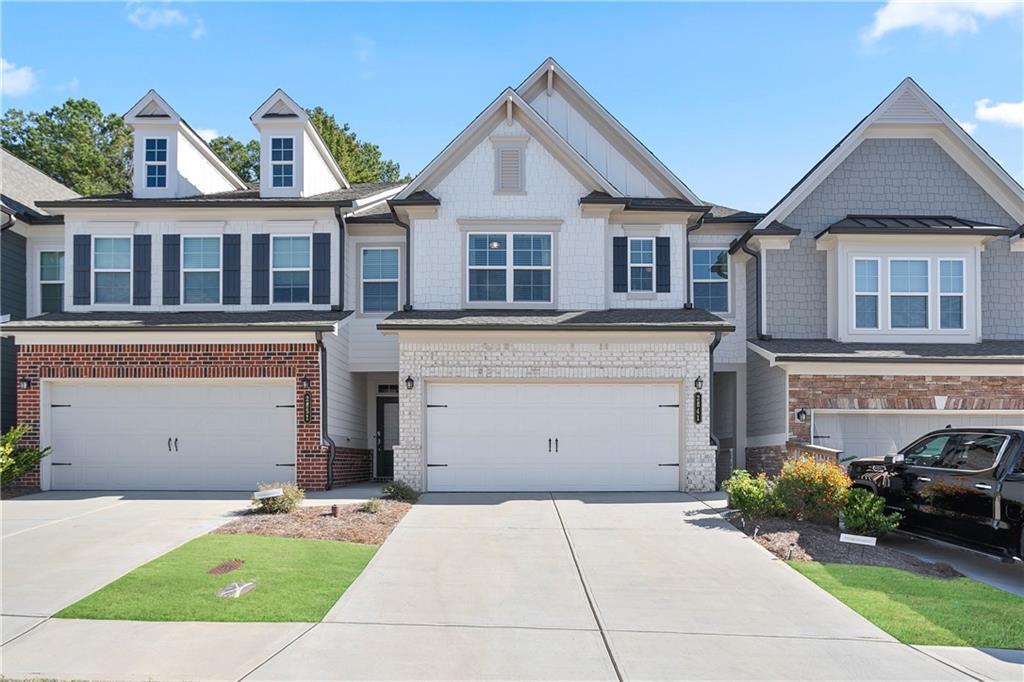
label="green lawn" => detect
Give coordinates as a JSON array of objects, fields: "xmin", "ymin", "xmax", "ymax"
[
  {"xmin": 791, "ymin": 562, "xmax": 1024, "ymax": 649},
  {"xmin": 57, "ymin": 534, "xmax": 377, "ymax": 623}
]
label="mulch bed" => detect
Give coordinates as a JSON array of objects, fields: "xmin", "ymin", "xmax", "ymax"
[
  {"xmin": 727, "ymin": 514, "xmax": 962, "ymax": 579},
  {"xmin": 213, "ymin": 500, "xmax": 412, "ymax": 545}
]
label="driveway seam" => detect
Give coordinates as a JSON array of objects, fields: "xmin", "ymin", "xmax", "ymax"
[
  {"xmin": 549, "ymin": 494, "xmax": 623, "ymax": 682},
  {"xmin": 1, "ymin": 500, "xmax": 130, "ymax": 539},
  {"xmin": 236, "ymin": 622, "xmax": 319, "ymax": 682},
  {"xmin": 908, "ymin": 645, "xmax": 988, "ymax": 682},
  {"xmin": 0, "ymin": 615, "xmax": 49, "ymax": 647},
  {"xmin": 326, "ymin": 619, "xmax": 599, "ymax": 633}
]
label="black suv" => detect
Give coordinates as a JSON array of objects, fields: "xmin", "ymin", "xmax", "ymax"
[{"xmin": 847, "ymin": 428, "xmax": 1024, "ymax": 560}]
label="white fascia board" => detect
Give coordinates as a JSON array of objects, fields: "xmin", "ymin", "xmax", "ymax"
[
  {"xmin": 395, "ymin": 88, "xmax": 620, "ymax": 200},
  {"xmin": 352, "ymin": 185, "xmax": 406, "ymax": 212},
  {"xmin": 177, "ymin": 120, "xmax": 248, "ymax": 190},
  {"xmin": 124, "ymin": 89, "xmax": 180, "ymax": 122},
  {"xmin": 746, "ymin": 341, "xmax": 778, "ymax": 365},
  {"xmin": 1011, "ymin": 234, "xmax": 1024, "ymax": 252},
  {"xmin": 516, "ymin": 58, "xmax": 703, "ymax": 205}
]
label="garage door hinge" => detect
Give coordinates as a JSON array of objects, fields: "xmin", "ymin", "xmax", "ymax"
[
  {"xmin": 658, "ymin": 463, "xmax": 680, "ymax": 467},
  {"xmin": 50, "ymin": 404, "xmax": 72, "ymax": 408},
  {"xmin": 427, "ymin": 463, "xmax": 448, "ymax": 467},
  {"xmin": 658, "ymin": 404, "xmax": 679, "ymax": 408},
  {"xmin": 276, "ymin": 463, "xmax": 296, "ymax": 467},
  {"xmin": 51, "ymin": 462, "xmax": 72, "ymax": 466},
  {"xmin": 426, "ymin": 404, "xmax": 448, "ymax": 408},
  {"xmin": 275, "ymin": 404, "xmax": 296, "ymax": 408}
]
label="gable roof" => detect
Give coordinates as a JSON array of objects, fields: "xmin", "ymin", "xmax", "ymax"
[
  {"xmin": 394, "ymin": 87, "xmax": 619, "ymax": 201},
  {"xmin": 816, "ymin": 214, "xmax": 1014, "ymax": 239},
  {"xmin": 516, "ymin": 58, "xmax": 702, "ymax": 204},
  {"xmin": 250, "ymin": 88, "xmax": 351, "ymax": 190},
  {"xmin": 751, "ymin": 77, "xmax": 1024, "ymax": 232},
  {"xmin": 1, "ymin": 148, "xmax": 79, "ymax": 222}
]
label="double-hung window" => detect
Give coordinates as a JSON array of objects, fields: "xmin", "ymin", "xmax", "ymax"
[
  {"xmin": 889, "ymin": 259, "xmax": 929, "ymax": 329},
  {"xmin": 362, "ymin": 247, "xmax": 400, "ymax": 312},
  {"xmin": 39, "ymin": 251, "xmax": 64, "ymax": 313},
  {"xmin": 272, "ymin": 236, "xmax": 310, "ymax": 303},
  {"xmin": 271, "ymin": 137, "xmax": 294, "ymax": 188},
  {"xmin": 939, "ymin": 259, "xmax": 964, "ymax": 329},
  {"xmin": 629, "ymin": 238, "xmax": 654, "ymax": 292},
  {"xmin": 691, "ymin": 248, "xmax": 729, "ymax": 312},
  {"xmin": 93, "ymin": 237, "xmax": 131, "ymax": 304},
  {"xmin": 467, "ymin": 232, "xmax": 551, "ymax": 303},
  {"xmin": 853, "ymin": 259, "xmax": 879, "ymax": 329},
  {"xmin": 182, "ymin": 236, "xmax": 221, "ymax": 304},
  {"xmin": 145, "ymin": 138, "xmax": 167, "ymax": 188}
]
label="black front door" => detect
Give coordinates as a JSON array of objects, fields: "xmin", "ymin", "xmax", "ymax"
[{"xmin": 375, "ymin": 396, "xmax": 398, "ymax": 479}]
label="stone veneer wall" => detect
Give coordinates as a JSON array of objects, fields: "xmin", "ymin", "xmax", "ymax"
[{"xmin": 393, "ymin": 338, "xmax": 717, "ymax": 492}]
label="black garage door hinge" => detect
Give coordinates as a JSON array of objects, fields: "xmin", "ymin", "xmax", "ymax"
[
  {"xmin": 426, "ymin": 404, "xmax": 448, "ymax": 408},
  {"xmin": 658, "ymin": 404, "xmax": 679, "ymax": 408},
  {"xmin": 658, "ymin": 463, "xmax": 680, "ymax": 467},
  {"xmin": 427, "ymin": 463, "xmax": 448, "ymax": 467},
  {"xmin": 276, "ymin": 463, "xmax": 296, "ymax": 467},
  {"xmin": 51, "ymin": 404, "xmax": 72, "ymax": 408},
  {"xmin": 51, "ymin": 462, "xmax": 72, "ymax": 466},
  {"xmin": 275, "ymin": 404, "xmax": 296, "ymax": 408}
]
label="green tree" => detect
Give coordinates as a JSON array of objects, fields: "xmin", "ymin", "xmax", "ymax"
[
  {"xmin": 306, "ymin": 106, "xmax": 405, "ymax": 183},
  {"xmin": 1, "ymin": 99, "xmax": 132, "ymax": 195},
  {"xmin": 208, "ymin": 135, "xmax": 260, "ymax": 184}
]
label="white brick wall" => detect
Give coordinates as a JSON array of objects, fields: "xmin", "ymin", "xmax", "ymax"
[{"xmin": 392, "ymin": 337, "xmax": 717, "ymax": 493}]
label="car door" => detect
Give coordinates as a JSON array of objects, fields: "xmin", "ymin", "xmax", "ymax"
[{"xmin": 895, "ymin": 432, "xmax": 958, "ymax": 528}]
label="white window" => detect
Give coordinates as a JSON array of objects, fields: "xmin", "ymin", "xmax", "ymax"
[
  {"xmin": 182, "ymin": 236, "xmax": 221, "ymax": 304},
  {"xmin": 853, "ymin": 258, "xmax": 879, "ymax": 329},
  {"xmin": 93, "ymin": 237, "xmax": 131, "ymax": 304},
  {"xmin": 271, "ymin": 235, "xmax": 310, "ymax": 303},
  {"xmin": 691, "ymin": 248, "xmax": 729, "ymax": 312},
  {"xmin": 467, "ymin": 232, "xmax": 551, "ymax": 303},
  {"xmin": 362, "ymin": 247, "xmax": 400, "ymax": 313},
  {"xmin": 628, "ymin": 238, "xmax": 655, "ymax": 293},
  {"xmin": 494, "ymin": 143, "xmax": 525, "ymax": 193},
  {"xmin": 939, "ymin": 259, "xmax": 965, "ymax": 330},
  {"xmin": 271, "ymin": 137, "xmax": 294, "ymax": 188},
  {"xmin": 40, "ymin": 250, "xmax": 64, "ymax": 313},
  {"xmin": 145, "ymin": 138, "xmax": 168, "ymax": 188},
  {"xmin": 889, "ymin": 259, "xmax": 929, "ymax": 329}
]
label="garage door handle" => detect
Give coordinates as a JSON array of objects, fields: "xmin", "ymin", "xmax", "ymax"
[
  {"xmin": 174, "ymin": 438, "xmax": 178, "ymax": 452},
  {"xmin": 548, "ymin": 438, "xmax": 552, "ymax": 453},
  {"xmin": 555, "ymin": 438, "xmax": 558, "ymax": 453},
  {"xmin": 167, "ymin": 438, "xmax": 172, "ymax": 452}
]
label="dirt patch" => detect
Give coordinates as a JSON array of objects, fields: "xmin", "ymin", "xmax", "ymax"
[
  {"xmin": 208, "ymin": 558, "xmax": 244, "ymax": 575},
  {"xmin": 728, "ymin": 514, "xmax": 962, "ymax": 579},
  {"xmin": 213, "ymin": 501, "xmax": 412, "ymax": 545}
]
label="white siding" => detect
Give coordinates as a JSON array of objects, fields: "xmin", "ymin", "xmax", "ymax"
[
  {"xmin": 608, "ymin": 223, "xmax": 686, "ymax": 309},
  {"xmin": 345, "ymin": 233, "xmax": 403, "ymax": 371},
  {"xmin": 324, "ymin": 325, "xmax": 368, "ymax": 449},
  {"xmin": 130, "ymin": 125, "xmax": 235, "ymax": 199},
  {"xmin": 690, "ymin": 232, "xmax": 747, "ymax": 364},
  {"xmin": 302, "ymin": 132, "xmax": 341, "ymax": 197},
  {"xmin": 174, "ymin": 130, "xmax": 237, "ymax": 197}
]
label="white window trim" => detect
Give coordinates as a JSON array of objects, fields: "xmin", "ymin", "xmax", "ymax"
[
  {"xmin": 360, "ymin": 246, "xmax": 401, "ymax": 314},
  {"xmin": 690, "ymin": 247, "xmax": 730, "ymax": 314},
  {"xmin": 144, "ymin": 137, "xmax": 169, "ymax": 188},
  {"xmin": 39, "ymin": 250, "xmax": 65, "ymax": 314},
  {"xmin": 887, "ymin": 257, "xmax": 931, "ymax": 331},
  {"xmin": 270, "ymin": 136, "xmax": 296, "ymax": 189},
  {"xmin": 91, "ymin": 235, "xmax": 133, "ymax": 306},
  {"xmin": 180, "ymin": 235, "xmax": 222, "ymax": 306},
  {"xmin": 851, "ymin": 257, "xmax": 880, "ymax": 330},
  {"xmin": 628, "ymin": 237, "xmax": 656, "ymax": 293},
  {"xmin": 465, "ymin": 231, "xmax": 553, "ymax": 305},
  {"xmin": 938, "ymin": 257, "xmax": 966, "ymax": 331},
  {"xmin": 271, "ymin": 234, "xmax": 312, "ymax": 305}
]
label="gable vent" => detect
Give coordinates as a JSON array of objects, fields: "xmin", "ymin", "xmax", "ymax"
[
  {"xmin": 265, "ymin": 99, "xmax": 297, "ymax": 117},
  {"xmin": 137, "ymin": 100, "xmax": 170, "ymax": 118},
  {"xmin": 877, "ymin": 90, "xmax": 940, "ymax": 124},
  {"xmin": 497, "ymin": 147, "xmax": 523, "ymax": 193}
]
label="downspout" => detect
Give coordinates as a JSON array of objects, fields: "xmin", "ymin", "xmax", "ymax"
[
  {"xmin": 684, "ymin": 216, "xmax": 704, "ymax": 308},
  {"xmin": 708, "ymin": 330, "xmax": 722, "ymax": 448},
  {"xmin": 388, "ymin": 204, "xmax": 413, "ymax": 310},
  {"xmin": 739, "ymin": 238, "xmax": 767, "ymax": 339},
  {"xmin": 316, "ymin": 331, "xmax": 338, "ymax": 490}
]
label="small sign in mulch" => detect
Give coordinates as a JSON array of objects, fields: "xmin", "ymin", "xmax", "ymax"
[
  {"xmin": 217, "ymin": 581, "xmax": 256, "ymax": 598},
  {"xmin": 208, "ymin": 559, "xmax": 245, "ymax": 575}
]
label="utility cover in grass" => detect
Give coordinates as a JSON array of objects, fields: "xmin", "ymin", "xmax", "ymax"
[{"xmin": 56, "ymin": 534, "xmax": 377, "ymax": 623}]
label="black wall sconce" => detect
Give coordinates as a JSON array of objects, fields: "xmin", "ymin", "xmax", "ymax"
[
  {"xmin": 694, "ymin": 376, "xmax": 703, "ymax": 390},
  {"xmin": 301, "ymin": 377, "xmax": 311, "ymax": 390},
  {"xmin": 405, "ymin": 376, "xmax": 415, "ymax": 390},
  {"xmin": 795, "ymin": 408, "xmax": 809, "ymax": 423},
  {"xmin": 18, "ymin": 377, "xmax": 32, "ymax": 390}
]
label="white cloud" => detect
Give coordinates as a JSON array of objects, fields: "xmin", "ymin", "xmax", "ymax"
[
  {"xmin": 955, "ymin": 119, "xmax": 977, "ymax": 134},
  {"xmin": 195, "ymin": 128, "xmax": 218, "ymax": 142},
  {"xmin": 55, "ymin": 77, "xmax": 80, "ymax": 93},
  {"xmin": 975, "ymin": 98, "xmax": 1024, "ymax": 127},
  {"xmin": 126, "ymin": 3, "xmax": 205, "ymax": 40},
  {"xmin": 190, "ymin": 19, "xmax": 206, "ymax": 40},
  {"xmin": 1, "ymin": 58, "xmax": 39, "ymax": 97},
  {"xmin": 862, "ymin": 1, "xmax": 1020, "ymax": 43}
]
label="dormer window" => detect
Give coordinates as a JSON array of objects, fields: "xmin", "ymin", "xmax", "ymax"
[
  {"xmin": 145, "ymin": 138, "xmax": 168, "ymax": 188},
  {"xmin": 271, "ymin": 137, "xmax": 294, "ymax": 188}
]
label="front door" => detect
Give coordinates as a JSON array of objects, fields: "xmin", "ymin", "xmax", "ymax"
[{"xmin": 375, "ymin": 396, "xmax": 398, "ymax": 479}]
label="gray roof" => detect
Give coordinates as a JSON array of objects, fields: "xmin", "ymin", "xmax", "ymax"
[
  {"xmin": 704, "ymin": 205, "xmax": 765, "ymax": 223},
  {"xmin": 35, "ymin": 182, "xmax": 402, "ymax": 210},
  {"xmin": 379, "ymin": 308, "xmax": 733, "ymax": 332},
  {"xmin": 750, "ymin": 338, "xmax": 1024, "ymax": 364},
  {"xmin": 817, "ymin": 215, "xmax": 1014, "ymax": 239},
  {"xmin": 389, "ymin": 190, "xmax": 440, "ymax": 206},
  {"xmin": 1, "ymin": 310, "xmax": 351, "ymax": 333},
  {"xmin": 347, "ymin": 212, "xmax": 397, "ymax": 224},
  {"xmin": 578, "ymin": 191, "xmax": 709, "ymax": 212},
  {"xmin": 1, "ymin": 148, "xmax": 79, "ymax": 220},
  {"xmin": 728, "ymin": 221, "xmax": 800, "ymax": 254}
]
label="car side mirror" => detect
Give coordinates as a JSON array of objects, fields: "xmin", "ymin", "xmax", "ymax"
[{"xmin": 884, "ymin": 453, "xmax": 905, "ymax": 466}]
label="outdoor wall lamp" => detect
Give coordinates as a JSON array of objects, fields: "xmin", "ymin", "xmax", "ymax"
[
  {"xmin": 301, "ymin": 377, "xmax": 311, "ymax": 390},
  {"xmin": 795, "ymin": 408, "xmax": 809, "ymax": 423},
  {"xmin": 18, "ymin": 377, "xmax": 32, "ymax": 390},
  {"xmin": 405, "ymin": 376, "xmax": 415, "ymax": 390},
  {"xmin": 694, "ymin": 376, "xmax": 703, "ymax": 390}
]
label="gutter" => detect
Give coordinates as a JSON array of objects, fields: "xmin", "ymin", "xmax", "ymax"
[
  {"xmin": 388, "ymin": 203, "xmax": 414, "ymax": 311},
  {"xmin": 316, "ymin": 331, "xmax": 338, "ymax": 490},
  {"xmin": 708, "ymin": 330, "xmax": 722, "ymax": 448},
  {"xmin": 1, "ymin": 213, "xmax": 14, "ymax": 231}
]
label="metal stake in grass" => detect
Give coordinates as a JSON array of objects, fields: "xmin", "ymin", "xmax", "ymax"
[{"xmin": 217, "ymin": 581, "xmax": 256, "ymax": 598}]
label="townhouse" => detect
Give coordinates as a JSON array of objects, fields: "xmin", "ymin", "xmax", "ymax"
[{"xmin": 2, "ymin": 60, "xmax": 1021, "ymax": 494}]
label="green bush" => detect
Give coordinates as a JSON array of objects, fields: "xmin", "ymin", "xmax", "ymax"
[
  {"xmin": 723, "ymin": 470, "xmax": 782, "ymax": 518},
  {"xmin": 842, "ymin": 487, "xmax": 902, "ymax": 536},
  {"xmin": 360, "ymin": 498, "xmax": 382, "ymax": 514},
  {"xmin": 381, "ymin": 480, "xmax": 418, "ymax": 502},
  {"xmin": 1, "ymin": 425, "xmax": 50, "ymax": 487},
  {"xmin": 774, "ymin": 458, "xmax": 852, "ymax": 523},
  {"xmin": 251, "ymin": 482, "xmax": 305, "ymax": 514}
]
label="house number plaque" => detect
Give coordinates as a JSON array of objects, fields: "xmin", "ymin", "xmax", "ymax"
[
  {"xmin": 303, "ymin": 393, "xmax": 312, "ymax": 424},
  {"xmin": 693, "ymin": 391, "xmax": 703, "ymax": 424}
]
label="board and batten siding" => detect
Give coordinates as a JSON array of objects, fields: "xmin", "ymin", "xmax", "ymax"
[
  {"xmin": 323, "ymin": 324, "xmax": 368, "ymax": 449},
  {"xmin": 344, "ymin": 233, "xmax": 403, "ymax": 371}
]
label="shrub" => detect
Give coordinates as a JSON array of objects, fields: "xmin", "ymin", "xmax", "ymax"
[
  {"xmin": 251, "ymin": 482, "xmax": 304, "ymax": 514},
  {"xmin": 360, "ymin": 498, "xmax": 382, "ymax": 514},
  {"xmin": 1, "ymin": 425, "xmax": 50, "ymax": 487},
  {"xmin": 842, "ymin": 487, "xmax": 902, "ymax": 536},
  {"xmin": 381, "ymin": 480, "xmax": 418, "ymax": 502},
  {"xmin": 774, "ymin": 458, "xmax": 852, "ymax": 523},
  {"xmin": 723, "ymin": 469, "xmax": 782, "ymax": 518}
]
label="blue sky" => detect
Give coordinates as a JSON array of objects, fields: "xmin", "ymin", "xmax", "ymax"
[{"xmin": 2, "ymin": 2, "xmax": 1021, "ymax": 211}]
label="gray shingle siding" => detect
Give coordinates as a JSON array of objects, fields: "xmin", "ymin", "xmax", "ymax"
[
  {"xmin": 765, "ymin": 138, "xmax": 1019, "ymax": 339},
  {"xmin": 746, "ymin": 350, "xmax": 787, "ymax": 438},
  {"xmin": 745, "ymin": 257, "xmax": 757, "ymax": 339}
]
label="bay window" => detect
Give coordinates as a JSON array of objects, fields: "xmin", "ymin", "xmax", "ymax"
[
  {"xmin": 467, "ymin": 232, "xmax": 551, "ymax": 304},
  {"xmin": 853, "ymin": 259, "xmax": 879, "ymax": 329},
  {"xmin": 939, "ymin": 259, "xmax": 964, "ymax": 329},
  {"xmin": 889, "ymin": 259, "xmax": 929, "ymax": 329}
]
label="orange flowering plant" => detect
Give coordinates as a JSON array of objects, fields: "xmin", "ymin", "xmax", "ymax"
[{"xmin": 774, "ymin": 457, "xmax": 852, "ymax": 523}]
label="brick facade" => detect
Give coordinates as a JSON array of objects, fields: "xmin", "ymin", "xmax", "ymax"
[
  {"xmin": 13, "ymin": 343, "xmax": 332, "ymax": 491},
  {"xmin": 332, "ymin": 446, "xmax": 373, "ymax": 487}
]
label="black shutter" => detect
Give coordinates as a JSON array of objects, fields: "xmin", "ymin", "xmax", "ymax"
[
  {"xmin": 133, "ymin": 235, "xmax": 151, "ymax": 305},
  {"xmin": 222, "ymin": 234, "xmax": 241, "ymax": 305},
  {"xmin": 312, "ymin": 233, "xmax": 331, "ymax": 305},
  {"xmin": 72, "ymin": 235, "xmax": 91, "ymax": 304},
  {"xmin": 162, "ymin": 234, "xmax": 180, "ymax": 305},
  {"xmin": 252, "ymin": 233, "xmax": 270, "ymax": 304},
  {"xmin": 612, "ymin": 237, "xmax": 627, "ymax": 293},
  {"xmin": 656, "ymin": 237, "xmax": 671, "ymax": 293}
]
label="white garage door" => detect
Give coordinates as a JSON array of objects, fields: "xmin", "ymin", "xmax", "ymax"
[
  {"xmin": 813, "ymin": 412, "xmax": 1023, "ymax": 461},
  {"xmin": 48, "ymin": 381, "xmax": 295, "ymax": 491},
  {"xmin": 425, "ymin": 383, "xmax": 680, "ymax": 492}
]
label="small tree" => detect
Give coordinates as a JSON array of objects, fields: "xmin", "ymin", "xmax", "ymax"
[{"xmin": 1, "ymin": 425, "xmax": 50, "ymax": 487}]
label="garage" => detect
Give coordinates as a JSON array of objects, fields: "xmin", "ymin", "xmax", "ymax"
[
  {"xmin": 425, "ymin": 383, "xmax": 681, "ymax": 492},
  {"xmin": 812, "ymin": 411, "xmax": 1023, "ymax": 460},
  {"xmin": 46, "ymin": 381, "xmax": 296, "ymax": 491}
]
